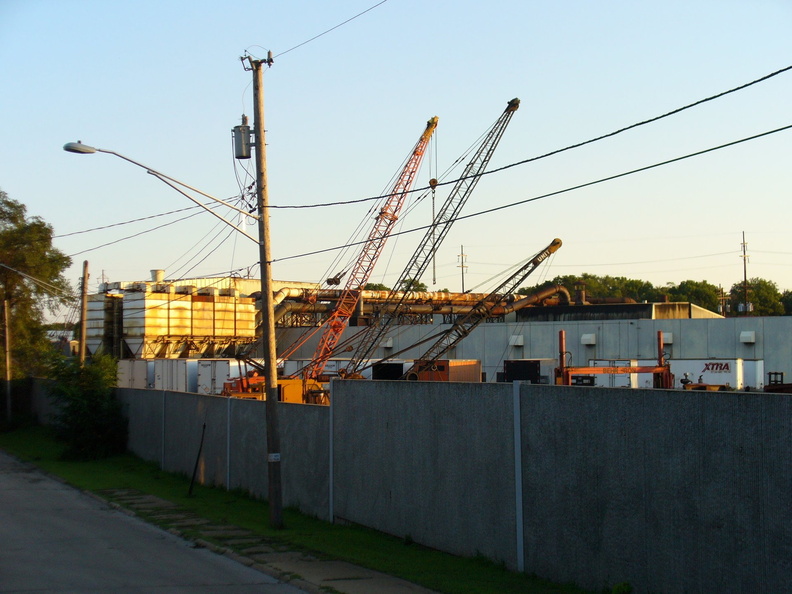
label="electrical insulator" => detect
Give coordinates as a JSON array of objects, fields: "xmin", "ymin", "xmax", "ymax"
[{"xmin": 233, "ymin": 114, "xmax": 251, "ymax": 159}]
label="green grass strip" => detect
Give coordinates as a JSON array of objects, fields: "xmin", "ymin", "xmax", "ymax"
[{"xmin": 0, "ymin": 425, "xmax": 591, "ymax": 594}]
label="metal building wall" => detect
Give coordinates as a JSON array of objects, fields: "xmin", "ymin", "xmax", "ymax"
[{"xmin": 279, "ymin": 316, "xmax": 792, "ymax": 386}]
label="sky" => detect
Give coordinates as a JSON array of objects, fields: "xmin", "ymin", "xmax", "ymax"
[{"xmin": 1, "ymin": 0, "xmax": 790, "ymax": 324}]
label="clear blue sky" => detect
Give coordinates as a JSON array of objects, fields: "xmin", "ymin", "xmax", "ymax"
[{"xmin": 1, "ymin": 0, "xmax": 790, "ymax": 320}]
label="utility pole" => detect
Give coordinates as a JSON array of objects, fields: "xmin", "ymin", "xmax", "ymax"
[
  {"xmin": 245, "ymin": 52, "xmax": 283, "ymax": 529},
  {"xmin": 740, "ymin": 232, "xmax": 751, "ymax": 316},
  {"xmin": 458, "ymin": 246, "xmax": 467, "ymax": 293},
  {"xmin": 79, "ymin": 260, "xmax": 89, "ymax": 364},
  {"xmin": 4, "ymin": 299, "xmax": 10, "ymax": 421}
]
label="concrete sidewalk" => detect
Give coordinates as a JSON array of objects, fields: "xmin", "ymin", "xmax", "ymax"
[
  {"xmin": 0, "ymin": 450, "xmax": 305, "ymax": 593},
  {"xmin": 0, "ymin": 450, "xmax": 437, "ymax": 594}
]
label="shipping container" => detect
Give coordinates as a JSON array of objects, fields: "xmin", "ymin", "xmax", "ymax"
[
  {"xmin": 408, "ymin": 359, "xmax": 482, "ymax": 382},
  {"xmin": 502, "ymin": 359, "xmax": 556, "ymax": 384}
]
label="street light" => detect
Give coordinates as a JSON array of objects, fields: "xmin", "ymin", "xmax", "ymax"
[
  {"xmin": 64, "ymin": 132, "xmax": 284, "ymax": 528},
  {"xmin": 63, "ymin": 142, "xmax": 260, "ymax": 243}
]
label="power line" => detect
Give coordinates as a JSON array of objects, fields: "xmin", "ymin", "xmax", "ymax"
[
  {"xmin": 272, "ymin": 123, "xmax": 792, "ymax": 264},
  {"xmin": 267, "ymin": 64, "xmax": 792, "ymax": 210},
  {"xmin": 274, "ymin": 0, "xmax": 389, "ymax": 58},
  {"xmin": 53, "ymin": 64, "xmax": 792, "ymax": 256},
  {"xmin": 67, "ymin": 209, "xmax": 206, "ymax": 257},
  {"xmin": 0, "ymin": 262, "xmax": 74, "ymax": 299},
  {"xmin": 552, "ymin": 251, "xmax": 737, "ymax": 268},
  {"xmin": 54, "ymin": 205, "xmax": 201, "ymax": 238}
]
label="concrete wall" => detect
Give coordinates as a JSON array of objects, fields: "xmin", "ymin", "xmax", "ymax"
[
  {"xmin": 114, "ymin": 381, "xmax": 792, "ymax": 593},
  {"xmin": 332, "ymin": 380, "xmax": 517, "ymax": 567},
  {"xmin": 117, "ymin": 389, "xmax": 329, "ymax": 518},
  {"xmin": 520, "ymin": 385, "xmax": 792, "ymax": 593}
]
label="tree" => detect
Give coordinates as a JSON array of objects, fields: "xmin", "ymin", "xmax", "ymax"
[
  {"xmin": 48, "ymin": 353, "xmax": 126, "ymax": 460},
  {"xmin": 781, "ymin": 290, "xmax": 792, "ymax": 316},
  {"xmin": 364, "ymin": 282, "xmax": 390, "ymax": 291},
  {"xmin": 400, "ymin": 278, "xmax": 428, "ymax": 292},
  {"xmin": 664, "ymin": 280, "xmax": 720, "ymax": 311},
  {"xmin": 0, "ymin": 190, "xmax": 74, "ymax": 377},
  {"xmin": 730, "ymin": 278, "xmax": 784, "ymax": 316}
]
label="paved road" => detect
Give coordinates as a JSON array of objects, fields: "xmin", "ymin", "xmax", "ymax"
[{"xmin": 0, "ymin": 450, "xmax": 306, "ymax": 593}]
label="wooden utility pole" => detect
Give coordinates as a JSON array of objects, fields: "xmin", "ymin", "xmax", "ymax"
[
  {"xmin": 740, "ymin": 232, "xmax": 750, "ymax": 316},
  {"xmin": 4, "ymin": 299, "xmax": 10, "ymax": 421},
  {"xmin": 247, "ymin": 52, "xmax": 283, "ymax": 529},
  {"xmin": 79, "ymin": 260, "xmax": 89, "ymax": 364}
]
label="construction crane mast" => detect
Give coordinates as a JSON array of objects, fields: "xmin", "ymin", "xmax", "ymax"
[
  {"xmin": 344, "ymin": 98, "xmax": 520, "ymax": 376},
  {"xmin": 300, "ymin": 116, "xmax": 439, "ymax": 383},
  {"xmin": 402, "ymin": 238, "xmax": 562, "ymax": 379}
]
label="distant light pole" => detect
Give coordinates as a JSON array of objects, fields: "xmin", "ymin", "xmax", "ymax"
[{"xmin": 79, "ymin": 260, "xmax": 89, "ymax": 364}]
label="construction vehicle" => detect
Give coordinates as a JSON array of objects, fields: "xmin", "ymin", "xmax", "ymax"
[
  {"xmin": 343, "ymin": 98, "xmax": 520, "ymax": 377},
  {"xmin": 402, "ymin": 238, "xmax": 562, "ymax": 380},
  {"xmin": 235, "ymin": 115, "xmax": 437, "ymax": 401},
  {"xmin": 296, "ymin": 116, "xmax": 438, "ymax": 386},
  {"xmin": 554, "ymin": 330, "xmax": 673, "ymax": 388},
  {"xmin": 221, "ymin": 358, "xmax": 327, "ymax": 403}
]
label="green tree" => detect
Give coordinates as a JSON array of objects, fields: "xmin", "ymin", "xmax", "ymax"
[
  {"xmin": 730, "ymin": 278, "xmax": 784, "ymax": 316},
  {"xmin": 400, "ymin": 278, "xmax": 428, "ymax": 292},
  {"xmin": 781, "ymin": 290, "xmax": 792, "ymax": 315},
  {"xmin": 518, "ymin": 274, "xmax": 662, "ymax": 302},
  {"xmin": 664, "ymin": 280, "xmax": 720, "ymax": 311},
  {"xmin": 0, "ymin": 190, "xmax": 74, "ymax": 377},
  {"xmin": 48, "ymin": 353, "xmax": 125, "ymax": 460},
  {"xmin": 364, "ymin": 282, "xmax": 390, "ymax": 291}
]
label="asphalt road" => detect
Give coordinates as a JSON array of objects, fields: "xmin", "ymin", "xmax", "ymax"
[{"xmin": 0, "ymin": 450, "xmax": 306, "ymax": 593}]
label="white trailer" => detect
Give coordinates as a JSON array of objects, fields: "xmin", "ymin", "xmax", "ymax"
[
  {"xmin": 117, "ymin": 359, "xmax": 154, "ymax": 389},
  {"xmin": 669, "ymin": 358, "xmax": 764, "ymax": 390}
]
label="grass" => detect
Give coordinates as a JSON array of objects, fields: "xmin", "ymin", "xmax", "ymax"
[{"xmin": 0, "ymin": 424, "xmax": 591, "ymax": 594}]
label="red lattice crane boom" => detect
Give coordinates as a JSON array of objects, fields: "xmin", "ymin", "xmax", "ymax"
[
  {"xmin": 344, "ymin": 98, "xmax": 520, "ymax": 375},
  {"xmin": 301, "ymin": 116, "xmax": 438, "ymax": 382}
]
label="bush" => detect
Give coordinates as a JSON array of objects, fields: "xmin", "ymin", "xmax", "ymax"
[{"xmin": 48, "ymin": 354, "xmax": 127, "ymax": 460}]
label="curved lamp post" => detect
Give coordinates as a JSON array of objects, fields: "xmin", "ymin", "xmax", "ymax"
[
  {"xmin": 63, "ymin": 142, "xmax": 260, "ymax": 243},
  {"xmin": 64, "ymin": 129, "xmax": 284, "ymax": 528}
]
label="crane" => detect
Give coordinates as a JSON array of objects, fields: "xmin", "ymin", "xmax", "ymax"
[
  {"xmin": 342, "ymin": 98, "xmax": 520, "ymax": 376},
  {"xmin": 298, "ymin": 116, "xmax": 439, "ymax": 386},
  {"xmin": 402, "ymin": 238, "xmax": 562, "ymax": 380}
]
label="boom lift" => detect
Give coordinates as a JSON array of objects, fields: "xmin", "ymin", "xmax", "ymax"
[
  {"xmin": 402, "ymin": 238, "xmax": 562, "ymax": 380},
  {"xmin": 343, "ymin": 98, "xmax": 521, "ymax": 377},
  {"xmin": 296, "ymin": 116, "xmax": 439, "ymax": 389}
]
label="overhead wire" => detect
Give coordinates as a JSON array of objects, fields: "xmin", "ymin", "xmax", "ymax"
[
  {"xmin": 53, "ymin": 205, "xmax": 202, "ymax": 238},
  {"xmin": 66, "ymin": 209, "xmax": 206, "ymax": 257},
  {"xmin": 271, "ymin": 123, "xmax": 792, "ymax": 265},
  {"xmin": 59, "ymin": 64, "xmax": 790, "ymax": 258},
  {"xmin": 267, "ymin": 63, "xmax": 792, "ymax": 211},
  {"xmin": 274, "ymin": 0, "xmax": 389, "ymax": 58},
  {"xmin": 0, "ymin": 262, "xmax": 74, "ymax": 299},
  {"xmin": 58, "ymin": 64, "xmax": 790, "ymax": 283}
]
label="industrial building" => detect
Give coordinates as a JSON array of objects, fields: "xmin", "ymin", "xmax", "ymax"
[{"xmin": 88, "ymin": 271, "xmax": 791, "ymax": 392}]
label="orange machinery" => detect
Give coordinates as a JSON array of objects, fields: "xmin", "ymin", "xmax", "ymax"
[{"xmin": 554, "ymin": 330, "xmax": 673, "ymax": 388}]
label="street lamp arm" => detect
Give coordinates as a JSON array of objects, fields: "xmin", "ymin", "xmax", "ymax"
[
  {"xmin": 62, "ymin": 142, "xmax": 260, "ymax": 222},
  {"xmin": 150, "ymin": 172, "xmax": 260, "ymax": 244}
]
